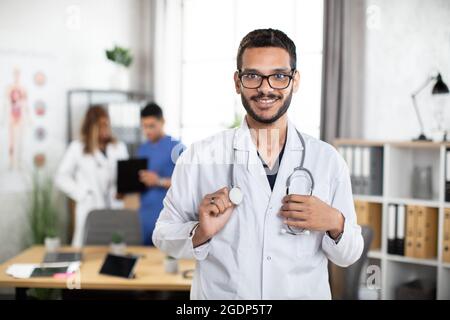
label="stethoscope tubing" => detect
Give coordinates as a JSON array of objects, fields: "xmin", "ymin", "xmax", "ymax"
[{"xmin": 230, "ymin": 128, "xmax": 315, "ymax": 235}]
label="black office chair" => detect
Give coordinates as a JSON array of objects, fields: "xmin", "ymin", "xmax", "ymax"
[
  {"xmin": 329, "ymin": 225, "xmax": 374, "ymax": 300},
  {"xmin": 83, "ymin": 209, "xmax": 142, "ymax": 245}
]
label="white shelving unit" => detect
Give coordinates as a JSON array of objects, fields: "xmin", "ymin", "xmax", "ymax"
[{"xmin": 335, "ymin": 139, "xmax": 450, "ymax": 300}]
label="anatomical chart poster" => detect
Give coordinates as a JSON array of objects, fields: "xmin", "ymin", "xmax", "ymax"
[{"xmin": 0, "ymin": 50, "xmax": 64, "ymax": 192}]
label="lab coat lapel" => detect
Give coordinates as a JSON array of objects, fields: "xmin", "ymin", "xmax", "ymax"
[
  {"xmin": 233, "ymin": 119, "xmax": 272, "ymax": 198},
  {"xmin": 93, "ymin": 149, "xmax": 108, "ymax": 167},
  {"xmin": 271, "ymin": 120, "xmax": 304, "ymax": 199}
]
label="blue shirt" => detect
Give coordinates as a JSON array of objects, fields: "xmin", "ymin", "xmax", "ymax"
[{"xmin": 137, "ymin": 135, "xmax": 184, "ymax": 245}]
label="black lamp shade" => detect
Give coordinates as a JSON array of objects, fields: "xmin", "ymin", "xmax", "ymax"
[{"xmin": 432, "ymin": 73, "xmax": 449, "ymax": 94}]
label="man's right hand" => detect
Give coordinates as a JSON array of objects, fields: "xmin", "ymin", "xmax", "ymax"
[
  {"xmin": 139, "ymin": 170, "xmax": 160, "ymax": 187},
  {"xmin": 193, "ymin": 187, "xmax": 235, "ymax": 247}
]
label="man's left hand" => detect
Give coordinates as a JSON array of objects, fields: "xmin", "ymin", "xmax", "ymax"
[{"xmin": 279, "ymin": 194, "xmax": 344, "ymax": 239}]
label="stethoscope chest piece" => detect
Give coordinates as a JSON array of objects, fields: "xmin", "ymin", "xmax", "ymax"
[{"xmin": 229, "ymin": 187, "xmax": 243, "ymax": 205}]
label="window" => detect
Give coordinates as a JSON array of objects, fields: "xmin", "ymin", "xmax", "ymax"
[{"xmin": 180, "ymin": 0, "xmax": 323, "ymax": 145}]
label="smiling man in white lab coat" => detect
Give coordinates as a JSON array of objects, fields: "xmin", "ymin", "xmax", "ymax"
[{"xmin": 153, "ymin": 28, "xmax": 364, "ymax": 299}]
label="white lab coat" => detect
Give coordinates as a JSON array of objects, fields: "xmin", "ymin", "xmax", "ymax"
[
  {"xmin": 153, "ymin": 119, "xmax": 363, "ymax": 299},
  {"xmin": 55, "ymin": 140, "xmax": 129, "ymax": 247}
]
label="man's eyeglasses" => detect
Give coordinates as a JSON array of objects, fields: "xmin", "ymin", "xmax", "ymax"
[{"xmin": 238, "ymin": 69, "xmax": 296, "ymax": 89}]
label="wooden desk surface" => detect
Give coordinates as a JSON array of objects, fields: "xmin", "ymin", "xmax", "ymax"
[{"xmin": 0, "ymin": 246, "xmax": 195, "ymax": 291}]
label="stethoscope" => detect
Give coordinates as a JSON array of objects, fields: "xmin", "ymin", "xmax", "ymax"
[{"xmin": 228, "ymin": 129, "xmax": 314, "ymax": 236}]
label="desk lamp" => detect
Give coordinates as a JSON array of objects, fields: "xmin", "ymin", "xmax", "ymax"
[{"xmin": 411, "ymin": 73, "xmax": 449, "ymax": 141}]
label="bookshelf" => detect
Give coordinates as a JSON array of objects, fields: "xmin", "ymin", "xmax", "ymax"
[{"xmin": 334, "ymin": 139, "xmax": 450, "ymax": 300}]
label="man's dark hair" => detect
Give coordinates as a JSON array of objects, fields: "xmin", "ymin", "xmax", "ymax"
[
  {"xmin": 236, "ymin": 28, "xmax": 297, "ymax": 71},
  {"xmin": 141, "ymin": 102, "xmax": 163, "ymax": 119}
]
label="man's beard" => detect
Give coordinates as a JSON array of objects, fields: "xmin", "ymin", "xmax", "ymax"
[{"xmin": 241, "ymin": 87, "xmax": 293, "ymax": 124}]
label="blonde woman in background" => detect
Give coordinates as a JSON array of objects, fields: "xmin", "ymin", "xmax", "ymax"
[{"xmin": 55, "ymin": 105, "xmax": 129, "ymax": 247}]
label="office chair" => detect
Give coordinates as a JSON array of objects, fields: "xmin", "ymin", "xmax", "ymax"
[
  {"xmin": 342, "ymin": 226, "xmax": 374, "ymax": 299},
  {"xmin": 62, "ymin": 209, "xmax": 144, "ymax": 299},
  {"xmin": 83, "ymin": 209, "xmax": 142, "ymax": 245},
  {"xmin": 329, "ymin": 225, "xmax": 374, "ymax": 300}
]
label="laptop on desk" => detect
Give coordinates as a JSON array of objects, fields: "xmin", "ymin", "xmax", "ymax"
[{"xmin": 42, "ymin": 252, "xmax": 83, "ymax": 263}]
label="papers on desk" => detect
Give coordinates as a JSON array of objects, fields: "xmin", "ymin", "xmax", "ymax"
[
  {"xmin": 6, "ymin": 262, "xmax": 81, "ymax": 279},
  {"xmin": 6, "ymin": 264, "xmax": 36, "ymax": 279}
]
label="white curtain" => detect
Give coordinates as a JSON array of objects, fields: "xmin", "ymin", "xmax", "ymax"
[{"xmin": 150, "ymin": 0, "xmax": 183, "ymax": 138}]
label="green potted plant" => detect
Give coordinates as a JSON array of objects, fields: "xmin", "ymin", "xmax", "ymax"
[
  {"xmin": 28, "ymin": 171, "xmax": 60, "ymax": 251},
  {"xmin": 110, "ymin": 232, "xmax": 126, "ymax": 255},
  {"xmin": 44, "ymin": 228, "xmax": 60, "ymax": 253},
  {"xmin": 105, "ymin": 45, "xmax": 133, "ymax": 90},
  {"xmin": 27, "ymin": 170, "xmax": 62, "ymax": 299}
]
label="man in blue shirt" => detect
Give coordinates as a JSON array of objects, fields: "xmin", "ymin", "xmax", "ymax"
[{"xmin": 137, "ymin": 102, "xmax": 184, "ymax": 245}]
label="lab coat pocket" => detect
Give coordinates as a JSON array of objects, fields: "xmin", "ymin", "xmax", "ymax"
[{"xmin": 296, "ymin": 231, "xmax": 322, "ymax": 257}]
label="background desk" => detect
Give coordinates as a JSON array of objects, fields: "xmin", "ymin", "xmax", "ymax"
[{"xmin": 0, "ymin": 246, "xmax": 195, "ymax": 299}]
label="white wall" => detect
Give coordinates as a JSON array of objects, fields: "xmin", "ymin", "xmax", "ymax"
[
  {"xmin": 363, "ymin": 0, "xmax": 450, "ymax": 141},
  {"xmin": 0, "ymin": 0, "xmax": 150, "ymax": 270}
]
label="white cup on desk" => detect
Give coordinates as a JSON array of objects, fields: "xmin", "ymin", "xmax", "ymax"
[{"xmin": 164, "ymin": 256, "xmax": 179, "ymax": 274}]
